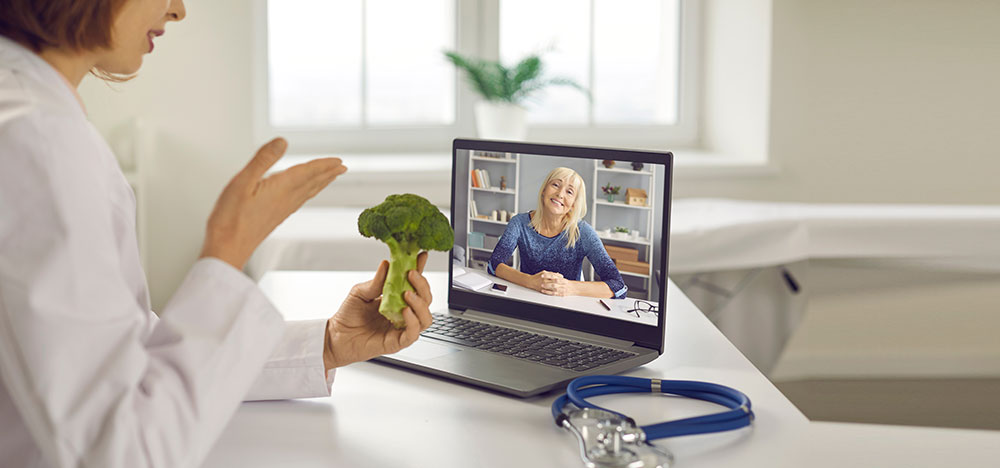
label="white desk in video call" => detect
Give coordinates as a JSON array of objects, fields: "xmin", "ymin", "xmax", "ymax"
[{"xmin": 454, "ymin": 270, "xmax": 657, "ymax": 326}]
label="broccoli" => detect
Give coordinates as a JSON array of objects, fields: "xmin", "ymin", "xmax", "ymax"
[{"xmin": 358, "ymin": 194, "xmax": 454, "ymax": 328}]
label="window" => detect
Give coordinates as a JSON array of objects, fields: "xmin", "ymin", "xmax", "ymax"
[
  {"xmin": 266, "ymin": 0, "xmax": 454, "ymax": 127},
  {"xmin": 500, "ymin": 0, "xmax": 680, "ymax": 126},
  {"xmin": 255, "ymin": 0, "xmax": 697, "ymax": 152}
]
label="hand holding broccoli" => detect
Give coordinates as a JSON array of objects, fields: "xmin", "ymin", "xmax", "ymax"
[
  {"xmin": 358, "ymin": 194, "xmax": 454, "ymax": 328},
  {"xmin": 323, "ymin": 253, "xmax": 434, "ymax": 369}
]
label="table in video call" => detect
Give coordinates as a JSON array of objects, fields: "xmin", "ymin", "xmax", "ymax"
[{"xmin": 453, "ymin": 271, "xmax": 658, "ymax": 326}]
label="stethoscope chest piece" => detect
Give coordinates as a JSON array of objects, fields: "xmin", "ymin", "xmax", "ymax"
[{"xmin": 563, "ymin": 407, "xmax": 673, "ymax": 468}]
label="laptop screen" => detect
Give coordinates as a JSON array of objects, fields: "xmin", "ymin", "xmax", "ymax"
[{"xmin": 449, "ymin": 140, "xmax": 672, "ymax": 350}]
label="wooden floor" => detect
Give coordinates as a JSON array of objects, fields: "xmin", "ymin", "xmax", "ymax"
[{"xmin": 774, "ymin": 378, "xmax": 1000, "ymax": 430}]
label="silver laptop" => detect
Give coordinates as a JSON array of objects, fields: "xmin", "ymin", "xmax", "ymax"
[{"xmin": 375, "ymin": 139, "xmax": 673, "ymax": 397}]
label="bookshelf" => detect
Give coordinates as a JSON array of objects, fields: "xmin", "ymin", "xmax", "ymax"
[
  {"xmin": 590, "ymin": 160, "xmax": 656, "ymax": 299},
  {"xmin": 466, "ymin": 151, "xmax": 519, "ymax": 271}
]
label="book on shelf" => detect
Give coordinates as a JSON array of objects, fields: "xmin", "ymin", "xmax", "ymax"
[
  {"xmin": 470, "ymin": 169, "xmax": 479, "ymax": 188},
  {"xmin": 475, "ymin": 169, "xmax": 492, "ymax": 189},
  {"xmin": 469, "ymin": 199, "xmax": 479, "ymax": 218}
]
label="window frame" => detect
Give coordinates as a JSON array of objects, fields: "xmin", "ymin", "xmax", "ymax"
[{"xmin": 252, "ymin": 0, "xmax": 700, "ymax": 153}]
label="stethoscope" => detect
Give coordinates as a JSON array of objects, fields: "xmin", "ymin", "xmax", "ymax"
[{"xmin": 551, "ymin": 375, "xmax": 754, "ymax": 468}]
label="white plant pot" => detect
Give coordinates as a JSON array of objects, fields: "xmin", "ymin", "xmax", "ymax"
[{"xmin": 474, "ymin": 101, "xmax": 527, "ymax": 141}]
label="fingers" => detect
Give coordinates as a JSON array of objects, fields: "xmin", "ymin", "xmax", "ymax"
[
  {"xmin": 243, "ymin": 138, "xmax": 288, "ymax": 180},
  {"xmin": 403, "ymin": 289, "xmax": 432, "ymax": 328},
  {"xmin": 282, "ymin": 157, "xmax": 346, "ymax": 190},
  {"xmin": 403, "ymin": 291, "xmax": 433, "ymax": 328},
  {"xmin": 397, "ymin": 307, "xmax": 424, "ymax": 347},
  {"xmin": 539, "ymin": 279, "xmax": 568, "ymax": 296},
  {"xmin": 407, "ymin": 269, "xmax": 433, "ymax": 306},
  {"xmin": 352, "ymin": 260, "xmax": 389, "ymax": 301},
  {"xmin": 307, "ymin": 162, "xmax": 348, "ymax": 197},
  {"xmin": 415, "ymin": 251, "xmax": 428, "ymax": 274}
]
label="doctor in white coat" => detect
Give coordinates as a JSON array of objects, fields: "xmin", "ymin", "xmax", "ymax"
[{"xmin": 0, "ymin": 0, "xmax": 436, "ymax": 467}]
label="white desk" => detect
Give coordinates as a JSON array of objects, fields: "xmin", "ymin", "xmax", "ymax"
[
  {"xmin": 203, "ymin": 271, "xmax": 1000, "ymax": 467},
  {"xmin": 203, "ymin": 272, "xmax": 808, "ymax": 467}
]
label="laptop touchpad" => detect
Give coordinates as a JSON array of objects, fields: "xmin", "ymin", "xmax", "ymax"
[{"xmin": 392, "ymin": 339, "xmax": 462, "ymax": 361}]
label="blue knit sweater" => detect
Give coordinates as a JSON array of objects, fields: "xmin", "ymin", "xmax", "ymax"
[{"xmin": 487, "ymin": 212, "xmax": 627, "ymax": 298}]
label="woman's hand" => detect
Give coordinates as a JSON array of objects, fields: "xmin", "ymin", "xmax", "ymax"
[
  {"xmin": 530, "ymin": 270, "xmax": 575, "ymax": 296},
  {"xmin": 539, "ymin": 273, "xmax": 576, "ymax": 296},
  {"xmin": 323, "ymin": 252, "xmax": 434, "ymax": 369},
  {"xmin": 200, "ymin": 138, "xmax": 346, "ymax": 270}
]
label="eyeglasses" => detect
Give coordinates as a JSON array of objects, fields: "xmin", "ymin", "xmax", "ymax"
[{"xmin": 626, "ymin": 300, "xmax": 658, "ymax": 318}]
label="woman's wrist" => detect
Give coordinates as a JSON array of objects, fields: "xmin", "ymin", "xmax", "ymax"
[
  {"xmin": 323, "ymin": 319, "xmax": 340, "ymax": 371},
  {"xmin": 199, "ymin": 241, "xmax": 247, "ymax": 271}
]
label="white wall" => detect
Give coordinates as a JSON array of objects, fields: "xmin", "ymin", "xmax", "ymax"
[
  {"xmin": 678, "ymin": 0, "xmax": 1000, "ymax": 204},
  {"xmin": 80, "ymin": 0, "xmax": 1000, "ymax": 376},
  {"xmin": 81, "ymin": 0, "xmax": 258, "ymax": 308}
]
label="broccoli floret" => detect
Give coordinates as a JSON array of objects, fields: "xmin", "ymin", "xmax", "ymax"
[{"xmin": 358, "ymin": 194, "xmax": 454, "ymax": 328}]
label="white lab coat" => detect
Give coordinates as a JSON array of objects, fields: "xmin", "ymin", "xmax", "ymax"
[{"xmin": 0, "ymin": 36, "xmax": 333, "ymax": 468}]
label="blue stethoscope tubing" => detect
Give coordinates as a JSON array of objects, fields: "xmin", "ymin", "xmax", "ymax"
[{"xmin": 551, "ymin": 375, "xmax": 754, "ymax": 439}]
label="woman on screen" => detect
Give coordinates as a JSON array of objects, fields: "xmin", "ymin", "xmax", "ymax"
[{"xmin": 488, "ymin": 167, "xmax": 626, "ymax": 299}]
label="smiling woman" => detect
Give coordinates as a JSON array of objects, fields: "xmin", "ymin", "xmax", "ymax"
[{"xmin": 488, "ymin": 167, "xmax": 627, "ymax": 299}]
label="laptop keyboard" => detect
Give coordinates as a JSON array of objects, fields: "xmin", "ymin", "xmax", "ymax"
[{"xmin": 421, "ymin": 314, "xmax": 637, "ymax": 372}]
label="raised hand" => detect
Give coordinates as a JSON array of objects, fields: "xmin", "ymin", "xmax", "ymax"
[{"xmin": 200, "ymin": 138, "xmax": 346, "ymax": 269}]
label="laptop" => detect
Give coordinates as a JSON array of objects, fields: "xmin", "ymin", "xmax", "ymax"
[{"xmin": 375, "ymin": 139, "xmax": 673, "ymax": 397}]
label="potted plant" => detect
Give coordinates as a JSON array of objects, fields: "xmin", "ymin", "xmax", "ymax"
[
  {"xmin": 444, "ymin": 51, "xmax": 588, "ymax": 140},
  {"xmin": 601, "ymin": 183, "xmax": 621, "ymax": 202}
]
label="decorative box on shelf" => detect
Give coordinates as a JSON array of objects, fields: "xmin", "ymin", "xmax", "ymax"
[
  {"xmin": 604, "ymin": 244, "xmax": 639, "ymax": 262},
  {"xmin": 615, "ymin": 259, "xmax": 650, "ymax": 275},
  {"xmin": 468, "ymin": 231, "xmax": 485, "ymax": 249},
  {"xmin": 484, "ymin": 235, "xmax": 500, "ymax": 250},
  {"xmin": 625, "ymin": 188, "xmax": 648, "ymax": 207}
]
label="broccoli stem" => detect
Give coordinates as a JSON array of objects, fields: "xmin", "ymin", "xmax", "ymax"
[{"xmin": 379, "ymin": 237, "xmax": 420, "ymax": 328}]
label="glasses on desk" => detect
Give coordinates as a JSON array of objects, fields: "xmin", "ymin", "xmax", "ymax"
[{"xmin": 626, "ymin": 300, "xmax": 658, "ymax": 318}]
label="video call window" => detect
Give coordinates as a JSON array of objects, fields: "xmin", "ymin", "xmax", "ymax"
[{"xmin": 451, "ymin": 149, "xmax": 665, "ymax": 327}]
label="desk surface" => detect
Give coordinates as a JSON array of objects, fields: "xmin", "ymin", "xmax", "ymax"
[
  {"xmin": 203, "ymin": 272, "xmax": 1000, "ymax": 467},
  {"xmin": 453, "ymin": 268, "xmax": 658, "ymax": 325}
]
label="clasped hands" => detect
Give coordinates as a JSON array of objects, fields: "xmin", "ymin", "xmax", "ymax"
[
  {"xmin": 531, "ymin": 270, "xmax": 576, "ymax": 297},
  {"xmin": 199, "ymin": 137, "xmax": 434, "ymax": 374}
]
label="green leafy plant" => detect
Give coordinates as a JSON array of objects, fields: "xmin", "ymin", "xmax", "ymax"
[
  {"xmin": 444, "ymin": 50, "xmax": 588, "ymax": 104},
  {"xmin": 358, "ymin": 194, "xmax": 454, "ymax": 328},
  {"xmin": 614, "ymin": 226, "xmax": 631, "ymax": 234}
]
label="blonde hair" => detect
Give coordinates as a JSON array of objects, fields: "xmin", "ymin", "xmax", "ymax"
[{"xmin": 531, "ymin": 167, "xmax": 588, "ymax": 249}]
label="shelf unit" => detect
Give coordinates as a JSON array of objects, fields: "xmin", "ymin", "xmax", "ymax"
[
  {"xmin": 591, "ymin": 161, "xmax": 656, "ymax": 299},
  {"xmin": 466, "ymin": 151, "xmax": 519, "ymax": 271}
]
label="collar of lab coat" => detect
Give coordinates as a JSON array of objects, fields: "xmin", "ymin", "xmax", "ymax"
[{"xmin": 0, "ymin": 35, "xmax": 87, "ymax": 115}]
